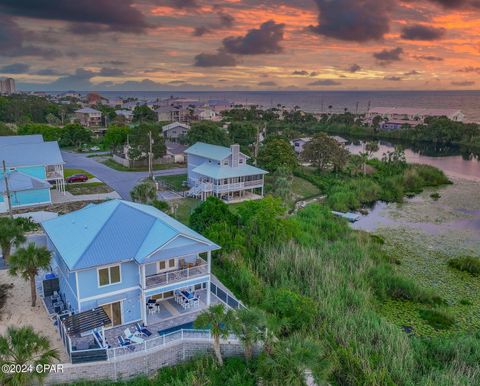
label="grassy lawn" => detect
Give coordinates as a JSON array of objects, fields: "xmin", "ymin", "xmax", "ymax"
[
  {"xmin": 265, "ymin": 175, "xmax": 321, "ymax": 201},
  {"xmin": 64, "ymin": 168, "xmax": 95, "ymax": 179},
  {"xmin": 156, "ymin": 174, "xmax": 188, "ymax": 191},
  {"xmin": 170, "ymin": 198, "xmax": 201, "ymax": 224},
  {"xmin": 102, "ymin": 158, "xmax": 185, "ymax": 172},
  {"xmin": 65, "ymin": 182, "xmax": 113, "ymax": 195}
]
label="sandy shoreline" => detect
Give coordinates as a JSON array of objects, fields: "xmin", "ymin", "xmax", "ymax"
[{"xmin": 0, "ymin": 270, "xmax": 69, "ymax": 362}]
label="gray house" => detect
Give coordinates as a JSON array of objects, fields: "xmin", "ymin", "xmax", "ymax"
[{"xmin": 162, "ymin": 122, "xmax": 190, "ymax": 142}]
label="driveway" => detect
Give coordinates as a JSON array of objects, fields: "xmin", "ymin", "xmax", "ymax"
[{"xmin": 61, "ymin": 151, "xmax": 186, "ymax": 200}]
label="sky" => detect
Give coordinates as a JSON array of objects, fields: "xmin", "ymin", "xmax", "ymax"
[{"xmin": 0, "ymin": 0, "xmax": 479, "ymax": 91}]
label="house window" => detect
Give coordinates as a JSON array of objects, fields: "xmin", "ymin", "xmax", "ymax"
[
  {"xmin": 239, "ymin": 159, "xmax": 244, "ymax": 164},
  {"xmin": 223, "ymin": 160, "xmax": 229, "ymax": 165},
  {"xmin": 158, "ymin": 258, "xmax": 176, "ymax": 272},
  {"xmin": 98, "ymin": 265, "xmax": 121, "ymax": 287}
]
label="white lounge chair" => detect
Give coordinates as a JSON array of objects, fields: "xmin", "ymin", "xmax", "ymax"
[{"xmin": 124, "ymin": 328, "xmax": 144, "ymax": 344}]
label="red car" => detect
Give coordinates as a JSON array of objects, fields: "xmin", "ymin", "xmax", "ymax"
[{"xmin": 66, "ymin": 174, "xmax": 89, "ymax": 183}]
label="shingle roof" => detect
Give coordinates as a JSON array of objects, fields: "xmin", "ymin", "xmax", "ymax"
[
  {"xmin": 0, "ymin": 170, "xmax": 51, "ymax": 193},
  {"xmin": 192, "ymin": 162, "xmax": 267, "ymax": 179},
  {"xmin": 162, "ymin": 122, "xmax": 190, "ymax": 133},
  {"xmin": 0, "ymin": 135, "xmax": 43, "ymax": 147},
  {"xmin": 185, "ymin": 142, "xmax": 233, "ymax": 161},
  {"xmin": 41, "ymin": 200, "xmax": 220, "ymax": 270},
  {"xmin": 1, "ymin": 141, "xmax": 64, "ymax": 167}
]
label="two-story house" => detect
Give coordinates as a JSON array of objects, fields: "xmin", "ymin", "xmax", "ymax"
[
  {"xmin": 162, "ymin": 122, "xmax": 190, "ymax": 142},
  {"xmin": 0, "ymin": 135, "xmax": 64, "ymax": 213},
  {"xmin": 75, "ymin": 107, "xmax": 102, "ymax": 128},
  {"xmin": 41, "ymin": 200, "xmax": 220, "ymax": 329},
  {"xmin": 185, "ymin": 142, "xmax": 268, "ymax": 202}
]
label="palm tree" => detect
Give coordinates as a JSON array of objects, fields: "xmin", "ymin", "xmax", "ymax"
[
  {"xmin": 0, "ymin": 217, "xmax": 26, "ymax": 263},
  {"xmin": 257, "ymin": 334, "xmax": 330, "ymax": 386},
  {"xmin": 0, "ymin": 326, "xmax": 59, "ymax": 386},
  {"xmin": 9, "ymin": 243, "xmax": 51, "ymax": 307},
  {"xmin": 130, "ymin": 180, "xmax": 157, "ymax": 204},
  {"xmin": 194, "ymin": 304, "xmax": 234, "ymax": 365},
  {"xmin": 231, "ymin": 307, "xmax": 266, "ymax": 361}
]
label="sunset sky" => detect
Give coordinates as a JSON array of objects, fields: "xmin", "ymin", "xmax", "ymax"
[{"xmin": 0, "ymin": 0, "xmax": 479, "ymax": 91}]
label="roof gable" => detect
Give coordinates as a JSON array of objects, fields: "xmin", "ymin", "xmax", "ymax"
[
  {"xmin": 42, "ymin": 200, "xmax": 220, "ymax": 270},
  {"xmin": 1, "ymin": 141, "xmax": 64, "ymax": 167}
]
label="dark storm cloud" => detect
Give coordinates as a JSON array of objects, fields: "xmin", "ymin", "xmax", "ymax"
[
  {"xmin": 404, "ymin": 70, "xmax": 420, "ymax": 76},
  {"xmin": 401, "ymin": 24, "xmax": 446, "ymax": 41},
  {"xmin": 384, "ymin": 76, "xmax": 402, "ymax": 81},
  {"xmin": 194, "ymin": 50, "xmax": 238, "ymax": 67},
  {"xmin": 47, "ymin": 68, "xmax": 96, "ymax": 90},
  {"xmin": 292, "ymin": 70, "xmax": 310, "ymax": 76},
  {"xmin": 456, "ymin": 67, "xmax": 480, "ymax": 74},
  {"xmin": 373, "ymin": 47, "xmax": 403, "ymax": 63},
  {"xmin": 35, "ymin": 68, "xmax": 61, "ymax": 76},
  {"xmin": 0, "ymin": 63, "xmax": 30, "ymax": 74},
  {"xmin": 309, "ymin": 0, "xmax": 394, "ymax": 42},
  {"xmin": 258, "ymin": 81, "xmax": 277, "ymax": 86},
  {"xmin": 223, "ymin": 21, "xmax": 285, "ymax": 55},
  {"xmin": 218, "ymin": 13, "xmax": 235, "ymax": 28},
  {"xmin": 155, "ymin": 0, "xmax": 198, "ymax": 8},
  {"xmin": 413, "ymin": 55, "xmax": 443, "ymax": 61},
  {"xmin": 347, "ymin": 64, "xmax": 362, "ymax": 73},
  {"xmin": 98, "ymin": 67, "xmax": 125, "ymax": 76},
  {"xmin": 451, "ymin": 81, "xmax": 475, "ymax": 86},
  {"xmin": 193, "ymin": 26, "xmax": 211, "ymax": 37},
  {"xmin": 0, "ymin": 0, "xmax": 149, "ymax": 33},
  {"xmin": 308, "ymin": 79, "xmax": 342, "ymax": 86},
  {"xmin": 426, "ymin": 0, "xmax": 480, "ymax": 9}
]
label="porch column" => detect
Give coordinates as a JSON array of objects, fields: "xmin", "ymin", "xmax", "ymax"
[
  {"xmin": 207, "ymin": 250, "xmax": 211, "ymax": 306},
  {"xmin": 140, "ymin": 290, "xmax": 147, "ymax": 326}
]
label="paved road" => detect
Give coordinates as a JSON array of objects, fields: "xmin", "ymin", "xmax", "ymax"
[{"xmin": 62, "ymin": 152, "xmax": 186, "ymax": 200}]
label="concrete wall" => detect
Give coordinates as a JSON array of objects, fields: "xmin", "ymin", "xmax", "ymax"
[{"xmin": 46, "ymin": 339, "xmax": 251, "ymax": 385}]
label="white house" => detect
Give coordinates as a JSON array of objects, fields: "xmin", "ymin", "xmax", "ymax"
[
  {"xmin": 185, "ymin": 142, "xmax": 268, "ymax": 202},
  {"xmin": 75, "ymin": 107, "xmax": 102, "ymax": 128}
]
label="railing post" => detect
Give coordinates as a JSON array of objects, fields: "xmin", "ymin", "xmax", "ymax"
[
  {"xmin": 187, "ymin": 267, "xmax": 189, "ymax": 278},
  {"xmin": 181, "ymin": 329, "xmax": 184, "ymax": 340}
]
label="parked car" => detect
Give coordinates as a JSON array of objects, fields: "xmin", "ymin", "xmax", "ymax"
[
  {"xmin": 66, "ymin": 174, "xmax": 89, "ymax": 183},
  {"xmin": 90, "ymin": 146, "xmax": 100, "ymax": 151}
]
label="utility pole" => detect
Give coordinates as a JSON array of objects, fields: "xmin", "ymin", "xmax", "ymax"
[
  {"xmin": 2, "ymin": 160, "xmax": 13, "ymax": 218},
  {"xmin": 148, "ymin": 131, "xmax": 153, "ymax": 180}
]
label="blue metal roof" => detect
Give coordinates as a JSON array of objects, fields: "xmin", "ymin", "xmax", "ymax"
[
  {"xmin": 184, "ymin": 142, "xmax": 233, "ymax": 161},
  {"xmin": 0, "ymin": 170, "xmax": 51, "ymax": 193},
  {"xmin": 0, "ymin": 135, "xmax": 43, "ymax": 147},
  {"xmin": 1, "ymin": 141, "xmax": 64, "ymax": 167},
  {"xmin": 192, "ymin": 162, "xmax": 267, "ymax": 179},
  {"xmin": 41, "ymin": 200, "xmax": 220, "ymax": 271}
]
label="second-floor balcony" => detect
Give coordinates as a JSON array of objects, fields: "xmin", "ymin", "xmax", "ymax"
[{"xmin": 145, "ymin": 258, "xmax": 208, "ymax": 289}]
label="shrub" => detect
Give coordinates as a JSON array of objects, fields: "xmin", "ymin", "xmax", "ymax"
[
  {"xmin": 403, "ymin": 168, "xmax": 424, "ymax": 193},
  {"xmin": 459, "ymin": 298, "xmax": 473, "ymax": 306},
  {"xmin": 430, "ymin": 192, "xmax": 441, "ymax": 200},
  {"xmin": 151, "ymin": 199, "xmax": 169, "ymax": 212},
  {"xmin": 369, "ymin": 265, "xmax": 444, "ymax": 305},
  {"xmin": 418, "ymin": 309, "xmax": 455, "ymax": 330},
  {"xmin": 327, "ymin": 189, "xmax": 360, "ymax": 212},
  {"xmin": 448, "ymin": 257, "xmax": 480, "ymax": 276},
  {"xmin": 414, "ymin": 164, "xmax": 451, "ymax": 186}
]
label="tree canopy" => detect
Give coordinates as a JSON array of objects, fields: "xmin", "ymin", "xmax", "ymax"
[
  {"xmin": 133, "ymin": 105, "xmax": 157, "ymax": 123},
  {"xmin": 128, "ymin": 124, "xmax": 166, "ymax": 160},
  {"xmin": 301, "ymin": 133, "xmax": 350, "ymax": 172},
  {"xmin": 103, "ymin": 125, "xmax": 131, "ymax": 153},
  {"xmin": 257, "ymin": 137, "xmax": 297, "ymax": 172},
  {"xmin": 185, "ymin": 121, "xmax": 231, "ymax": 146}
]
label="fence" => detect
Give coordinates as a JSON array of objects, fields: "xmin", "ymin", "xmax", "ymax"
[
  {"xmin": 210, "ymin": 282, "xmax": 245, "ymax": 310},
  {"xmin": 107, "ymin": 328, "xmax": 214, "ymax": 360}
]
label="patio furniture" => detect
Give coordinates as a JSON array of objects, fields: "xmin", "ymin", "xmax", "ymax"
[
  {"xmin": 147, "ymin": 305, "xmax": 155, "ymax": 315},
  {"xmin": 118, "ymin": 336, "xmax": 135, "ymax": 351},
  {"xmin": 124, "ymin": 328, "xmax": 145, "ymax": 344},
  {"xmin": 135, "ymin": 322, "xmax": 152, "ymax": 337},
  {"xmin": 155, "ymin": 303, "xmax": 161, "ymax": 312}
]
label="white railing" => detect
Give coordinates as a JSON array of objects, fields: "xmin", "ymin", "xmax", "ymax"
[
  {"xmin": 145, "ymin": 263, "xmax": 208, "ymax": 289},
  {"xmin": 213, "ymin": 180, "xmax": 263, "ymax": 193},
  {"xmin": 107, "ymin": 329, "xmax": 220, "ymax": 360}
]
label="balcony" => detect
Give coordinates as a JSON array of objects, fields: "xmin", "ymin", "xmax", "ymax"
[{"xmin": 145, "ymin": 259, "xmax": 208, "ymax": 289}]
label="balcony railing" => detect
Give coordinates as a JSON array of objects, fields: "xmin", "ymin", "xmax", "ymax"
[{"xmin": 145, "ymin": 261, "xmax": 208, "ymax": 289}]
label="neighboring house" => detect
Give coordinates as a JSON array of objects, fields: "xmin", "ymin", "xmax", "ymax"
[
  {"xmin": 291, "ymin": 137, "xmax": 311, "ymax": 154},
  {"xmin": 115, "ymin": 109, "xmax": 133, "ymax": 123},
  {"xmin": 41, "ymin": 200, "xmax": 220, "ymax": 328},
  {"xmin": 162, "ymin": 122, "xmax": 190, "ymax": 142},
  {"xmin": 185, "ymin": 142, "xmax": 268, "ymax": 201},
  {"xmin": 197, "ymin": 109, "xmax": 219, "ymax": 121},
  {"xmin": 75, "ymin": 107, "xmax": 102, "ymax": 128},
  {"xmin": 365, "ymin": 107, "xmax": 465, "ymax": 129},
  {"xmin": 166, "ymin": 141, "xmax": 187, "ymax": 163},
  {"xmin": 0, "ymin": 135, "xmax": 64, "ymax": 213},
  {"xmin": 156, "ymin": 106, "xmax": 187, "ymax": 123}
]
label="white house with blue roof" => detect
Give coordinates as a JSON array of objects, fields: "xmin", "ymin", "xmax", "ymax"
[
  {"xmin": 0, "ymin": 135, "xmax": 65, "ymax": 212},
  {"xmin": 185, "ymin": 142, "xmax": 268, "ymax": 201},
  {"xmin": 41, "ymin": 199, "xmax": 221, "ymax": 329}
]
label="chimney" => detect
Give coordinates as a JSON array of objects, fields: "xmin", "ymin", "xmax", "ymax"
[{"xmin": 231, "ymin": 144, "xmax": 240, "ymax": 167}]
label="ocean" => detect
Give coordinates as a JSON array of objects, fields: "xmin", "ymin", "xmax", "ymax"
[{"xmin": 94, "ymin": 90, "xmax": 480, "ymax": 122}]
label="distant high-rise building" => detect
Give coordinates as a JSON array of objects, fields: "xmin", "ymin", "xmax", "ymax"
[{"xmin": 0, "ymin": 78, "xmax": 16, "ymax": 95}]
